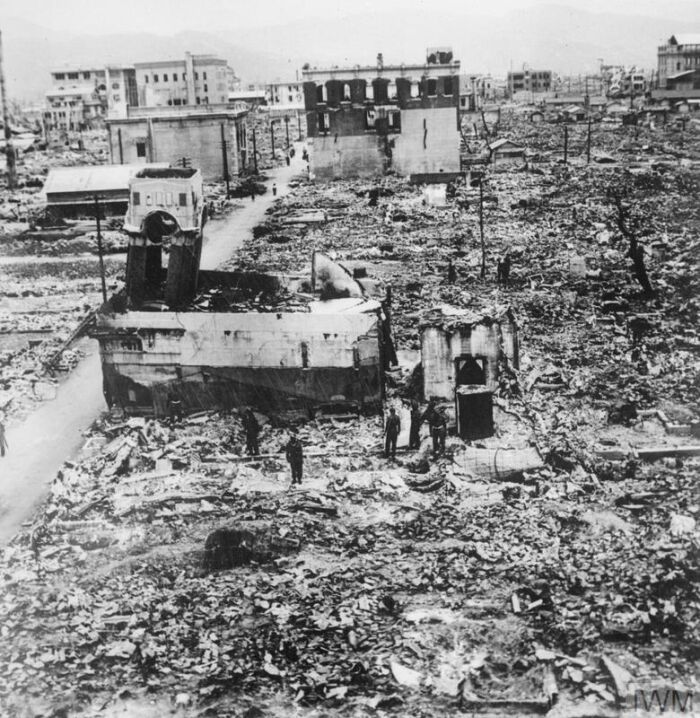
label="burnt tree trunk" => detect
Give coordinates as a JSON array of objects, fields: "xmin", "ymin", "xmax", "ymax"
[{"xmin": 611, "ymin": 193, "xmax": 654, "ymax": 296}]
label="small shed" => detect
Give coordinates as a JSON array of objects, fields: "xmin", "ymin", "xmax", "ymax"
[
  {"xmin": 43, "ymin": 163, "xmax": 168, "ymax": 219},
  {"xmin": 488, "ymin": 138, "xmax": 526, "ymax": 168}
]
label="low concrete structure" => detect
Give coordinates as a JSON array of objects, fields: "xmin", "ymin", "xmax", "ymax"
[
  {"xmin": 123, "ymin": 167, "xmax": 206, "ymax": 309},
  {"xmin": 420, "ymin": 305, "xmax": 519, "ymax": 438},
  {"xmin": 421, "ymin": 305, "xmax": 519, "ymax": 399},
  {"xmin": 94, "ymin": 306, "xmax": 385, "ymax": 415},
  {"xmin": 106, "ymin": 106, "xmax": 248, "ymax": 181},
  {"xmin": 42, "ymin": 163, "xmax": 168, "ymax": 218}
]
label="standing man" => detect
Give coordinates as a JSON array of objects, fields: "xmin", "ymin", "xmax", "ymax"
[
  {"xmin": 429, "ymin": 407, "xmax": 447, "ymax": 457},
  {"xmin": 168, "ymin": 391, "xmax": 183, "ymax": 427},
  {"xmin": 285, "ymin": 432, "xmax": 304, "ymax": 485},
  {"xmin": 409, "ymin": 401, "xmax": 422, "ymax": 450},
  {"xmin": 384, "ymin": 407, "xmax": 401, "ymax": 461},
  {"xmin": 497, "ymin": 252, "xmax": 511, "ymax": 285},
  {"xmin": 447, "ymin": 259, "xmax": 457, "ymax": 284},
  {"xmin": 242, "ymin": 408, "xmax": 260, "ymax": 456},
  {"xmin": 0, "ymin": 419, "xmax": 7, "ymax": 457},
  {"xmin": 272, "ymin": 183, "xmax": 277, "ymax": 197}
]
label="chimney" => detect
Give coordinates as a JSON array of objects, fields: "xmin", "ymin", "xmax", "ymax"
[{"xmin": 377, "ymin": 53, "xmax": 384, "ymax": 69}]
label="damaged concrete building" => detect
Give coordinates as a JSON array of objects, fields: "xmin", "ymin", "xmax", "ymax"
[
  {"xmin": 92, "ymin": 173, "xmax": 391, "ymax": 415},
  {"xmin": 105, "ymin": 105, "xmax": 248, "ymax": 181},
  {"xmin": 303, "ymin": 47, "xmax": 461, "ymax": 182},
  {"xmin": 420, "ymin": 306, "xmax": 519, "ymax": 439}
]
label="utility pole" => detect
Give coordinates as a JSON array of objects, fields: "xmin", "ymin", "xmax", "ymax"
[
  {"xmin": 251, "ymin": 127, "xmax": 258, "ymax": 174},
  {"xmin": 297, "ymin": 111, "xmax": 301, "ymax": 139},
  {"xmin": 220, "ymin": 123, "xmax": 230, "ymax": 197},
  {"xmin": 270, "ymin": 120, "xmax": 275, "ymax": 160},
  {"xmin": 479, "ymin": 176, "xmax": 486, "ymax": 279},
  {"xmin": 586, "ymin": 117, "xmax": 592, "ymax": 163},
  {"xmin": 563, "ymin": 124, "xmax": 569, "ymax": 164},
  {"xmin": 94, "ymin": 195, "xmax": 107, "ymax": 305},
  {"xmin": 0, "ymin": 31, "xmax": 17, "ymax": 189},
  {"xmin": 284, "ymin": 115, "xmax": 290, "ymax": 150}
]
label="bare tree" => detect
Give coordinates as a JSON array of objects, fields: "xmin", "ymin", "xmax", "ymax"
[{"xmin": 607, "ymin": 185, "xmax": 654, "ymax": 297}]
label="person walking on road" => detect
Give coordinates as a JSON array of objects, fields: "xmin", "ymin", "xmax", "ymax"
[
  {"xmin": 0, "ymin": 421, "xmax": 7, "ymax": 457},
  {"xmin": 242, "ymin": 408, "xmax": 260, "ymax": 456},
  {"xmin": 285, "ymin": 433, "xmax": 304, "ymax": 485},
  {"xmin": 384, "ymin": 407, "xmax": 401, "ymax": 460}
]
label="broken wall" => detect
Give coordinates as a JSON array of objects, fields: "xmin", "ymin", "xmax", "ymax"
[
  {"xmin": 421, "ymin": 318, "xmax": 518, "ymax": 400},
  {"xmin": 107, "ymin": 116, "xmax": 242, "ymax": 181},
  {"xmin": 309, "ymin": 106, "xmax": 460, "ymax": 180},
  {"xmin": 95, "ymin": 310, "xmax": 384, "ymax": 414}
]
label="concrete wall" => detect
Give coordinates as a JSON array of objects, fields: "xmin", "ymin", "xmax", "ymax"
[
  {"xmin": 95, "ymin": 309, "xmax": 384, "ymax": 412},
  {"xmin": 310, "ymin": 106, "xmax": 460, "ymax": 180},
  {"xmin": 107, "ymin": 115, "xmax": 244, "ymax": 180},
  {"xmin": 421, "ymin": 320, "xmax": 518, "ymax": 400},
  {"xmin": 310, "ymin": 134, "xmax": 385, "ymax": 180},
  {"xmin": 392, "ymin": 107, "xmax": 460, "ymax": 176}
]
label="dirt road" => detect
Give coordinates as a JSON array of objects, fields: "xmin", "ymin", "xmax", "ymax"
[{"xmin": 0, "ymin": 148, "xmax": 306, "ymax": 543}]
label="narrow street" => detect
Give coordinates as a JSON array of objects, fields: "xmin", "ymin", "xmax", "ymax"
[{"xmin": 0, "ymin": 151, "xmax": 305, "ymax": 543}]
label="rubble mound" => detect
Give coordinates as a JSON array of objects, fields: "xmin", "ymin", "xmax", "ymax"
[{"xmin": 203, "ymin": 524, "xmax": 297, "ymax": 570}]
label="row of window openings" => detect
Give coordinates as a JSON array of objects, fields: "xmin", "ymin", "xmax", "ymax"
[
  {"xmin": 316, "ymin": 78, "xmax": 454, "ymax": 103},
  {"xmin": 145, "ymin": 71, "xmax": 207, "ymax": 84},
  {"xmin": 132, "ymin": 191, "xmax": 188, "ymax": 207},
  {"xmin": 166, "ymin": 96, "xmax": 211, "ymax": 106},
  {"xmin": 317, "ymin": 109, "xmax": 401, "ymax": 132}
]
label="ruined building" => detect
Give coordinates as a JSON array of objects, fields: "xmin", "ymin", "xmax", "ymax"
[
  {"xmin": 105, "ymin": 105, "xmax": 248, "ymax": 181},
  {"xmin": 92, "ymin": 173, "xmax": 391, "ymax": 416},
  {"xmin": 302, "ymin": 47, "xmax": 461, "ymax": 182},
  {"xmin": 421, "ymin": 306, "xmax": 519, "ymax": 440}
]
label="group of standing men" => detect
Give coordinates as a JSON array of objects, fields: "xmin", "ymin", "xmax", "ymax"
[
  {"xmin": 241, "ymin": 407, "xmax": 303, "ymax": 485},
  {"xmin": 384, "ymin": 400, "xmax": 447, "ymax": 461}
]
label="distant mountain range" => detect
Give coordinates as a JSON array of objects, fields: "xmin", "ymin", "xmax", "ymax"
[{"xmin": 2, "ymin": 4, "xmax": 700, "ymax": 104}]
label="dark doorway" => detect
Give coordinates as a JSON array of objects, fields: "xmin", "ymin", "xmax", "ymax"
[
  {"xmin": 456, "ymin": 389, "xmax": 494, "ymax": 440},
  {"xmin": 455, "ymin": 356, "xmax": 486, "ymax": 386},
  {"xmin": 142, "ymin": 211, "xmax": 178, "ymax": 292}
]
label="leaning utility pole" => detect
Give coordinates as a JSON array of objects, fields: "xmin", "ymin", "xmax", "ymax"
[
  {"xmin": 220, "ymin": 123, "xmax": 230, "ymax": 197},
  {"xmin": 251, "ymin": 128, "xmax": 258, "ymax": 174},
  {"xmin": 93, "ymin": 196, "xmax": 108, "ymax": 305},
  {"xmin": 586, "ymin": 117, "xmax": 592, "ymax": 163},
  {"xmin": 0, "ymin": 31, "xmax": 17, "ymax": 189},
  {"xmin": 479, "ymin": 176, "xmax": 486, "ymax": 279}
]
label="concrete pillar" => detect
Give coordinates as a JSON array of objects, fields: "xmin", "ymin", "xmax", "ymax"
[
  {"xmin": 125, "ymin": 237, "xmax": 148, "ymax": 308},
  {"xmin": 185, "ymin": 52, "xmax": 196, "ymax": 106}
]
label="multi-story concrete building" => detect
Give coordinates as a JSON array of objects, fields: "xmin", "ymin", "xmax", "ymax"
[
  {"xmin": 105, "ymin": 105, "xmax": 248, "ymax": 181},
  {"xmin": 45, "ymin": 65, "xmax": 138, "ymax": 130},
  {"xmin": 657, "ymin": 34, "xmax": 700, "ymax": 89},
  {"xmin": 460, "ymin": 75, "xmax": 499, "ymax": 110},
  {"xmin": 303, "ymin": 47, "xmax": 461, "ymax": 182},
  {"xmin": 135, "ymin": 53, "xmax": 232, "ymax": 107},
  {"xmin": 45, "ymin": 65, "xmax": 139, "ymax": 129},
  {"xmin": 507, "ymin": 69, "xmax": 553, "ymax": 96},
  {"xmin": 266, "ymin": 81, "xmax": 305, "ymax": 110}
]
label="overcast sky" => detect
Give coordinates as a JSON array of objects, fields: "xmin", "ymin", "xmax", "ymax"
[{"xmin": 4, "ymin": 0, "xmax": 699, "ymax": 36}]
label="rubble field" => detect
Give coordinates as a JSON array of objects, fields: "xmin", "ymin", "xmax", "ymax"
[{"xmin": 0, "ymin": 117, "xmax": 698, "ymax": 717}]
